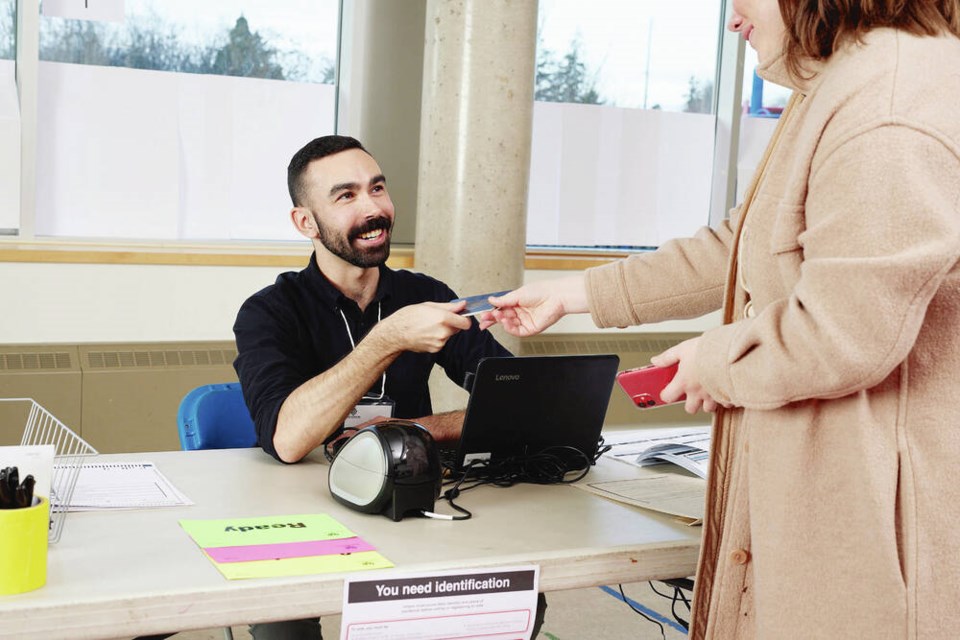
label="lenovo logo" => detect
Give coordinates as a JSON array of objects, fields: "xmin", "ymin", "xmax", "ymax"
[{"xmin": 495, "ymin": 374, "xmax": 520, "ymax": 382}]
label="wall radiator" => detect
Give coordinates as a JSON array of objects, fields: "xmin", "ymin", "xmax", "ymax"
[{"xmin": 0, "ymin": 333, "xmax": 701, "ymax": 452}]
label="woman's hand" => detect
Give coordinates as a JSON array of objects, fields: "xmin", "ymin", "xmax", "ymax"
[
  {"xmin": 651, "ymin": 337, "xmax": 729, "ymax": 414},
  {"xmin": 478, "ymin": 275, "xmax": 589, "ymax": 336}
]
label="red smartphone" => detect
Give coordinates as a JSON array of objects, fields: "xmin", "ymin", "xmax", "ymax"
[{"xmin": 616, "ymin": 363, "xmax": 683, "ymax": 408}]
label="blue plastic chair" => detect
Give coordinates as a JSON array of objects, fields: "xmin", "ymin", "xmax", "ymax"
[
  {"xmin": 176, "ymin": 383, "xmax": 256, "ymax": 640},
  {"xmin": 177, "ymin": 383, "xmax": 257, "ymax": 451}
]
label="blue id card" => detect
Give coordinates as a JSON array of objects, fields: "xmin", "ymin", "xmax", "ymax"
[{"xmin": 451, "ymin": 290, "xmax": 511, "ymax": 316}]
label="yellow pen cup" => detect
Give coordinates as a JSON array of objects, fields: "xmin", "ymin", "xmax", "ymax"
[{"xmin": 0, "ymin": 496, "xmax": 49, "ymax": 595}]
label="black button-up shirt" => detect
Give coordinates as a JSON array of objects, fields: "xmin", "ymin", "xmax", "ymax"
[{"xmin": 233, "ymin": 253, "xmax": 511, "ymax": 461}]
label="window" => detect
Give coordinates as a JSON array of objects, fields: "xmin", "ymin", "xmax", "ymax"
[
  {"xmin": 528, "ymin": 0, "xmax": 724, "ymax": 249},
  {"xmin": 0, "ymin": 0, "xmax": 15, "ymax": 234},
  {"xmin": 28, "ymin": 1, "xmax": 338, "ymax": 241},
  {"xmin": 1, "ymin": 0, "xmax": 13, "ymax": 60},
  {"xmin": 735, "ymin": 46, "xmax": 793, "ymax": 203},
  {"xmin": 8, "ymin": 2, "xmax": 765, "ymax": 252},
  {"xmin": 39, "ymin": 1, "xmax": 334, "ymax": 83},
  {"xmin": 740, "ymin": 46, "xmax": 792, "ymax": 118}
]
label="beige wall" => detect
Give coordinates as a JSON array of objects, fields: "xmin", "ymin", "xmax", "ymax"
[
  {"xmin": 0, "ymin": 261, "xmax": 717, "ymax": 345},
  {"xmin": 0, "ymin": 261, "xmax": 290, "ymax": 344}
]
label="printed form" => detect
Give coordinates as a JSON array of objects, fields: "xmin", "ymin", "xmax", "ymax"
[
  {"xmin": 571, "ymin": 426, "xmax": 713, "ymax": 524},
  {"xmin": 62, "ymin": 461, "xmax": 193, "ymax": 510},
  {"xmin": 341, "ymin": 565, "xmax": 540, "ymax": 640}
]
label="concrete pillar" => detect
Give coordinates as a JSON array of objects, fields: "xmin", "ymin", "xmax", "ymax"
[
  {"xmin": 337, "ymin": 0, "xmax": 427, "ymax": 245},
  {"xmin": 416, "ymin": 0, "xmax": 538, "ymax": 409}
]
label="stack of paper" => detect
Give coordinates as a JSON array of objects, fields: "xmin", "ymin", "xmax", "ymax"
[
  {"xmin": 65, "ymin": 461, "xmax": 193, "ymax": 510},
  {"xmin": 180, "ymin": 513, "xmax": 393, "ymax": 580},
  {"xmin": 605, "ymin": 426, "xmax": 711, "ymax": 478},
  {"xmin": 571, "ymin": 426, "xmax": 713, "ymax": 524}
]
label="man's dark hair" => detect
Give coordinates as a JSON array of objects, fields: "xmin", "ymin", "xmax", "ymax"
[{"xmin": 287, "ymin": 135, "xmax": 367, "ymax": 207}]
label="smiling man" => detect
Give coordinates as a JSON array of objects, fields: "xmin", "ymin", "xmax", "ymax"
[{"xmin": 233, "ymin": 135, "xmax": 511, "ymax": 467}]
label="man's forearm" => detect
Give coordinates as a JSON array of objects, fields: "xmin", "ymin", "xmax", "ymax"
[
  {"xmin": 413, "ymin": 410, "xmax": 465, "ymax": 443},
  {"xmin": 275, "ymin": 332, "xmax": 399, "ymax": 462},
  {"xmin": 273, "ymin": 302, "xmax": 473, "ymax": 462}
]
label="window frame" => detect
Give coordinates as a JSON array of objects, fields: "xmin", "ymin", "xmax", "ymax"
[{"xmin": 4, "ymin": 0, "xmax": 746, "ymax": 268}]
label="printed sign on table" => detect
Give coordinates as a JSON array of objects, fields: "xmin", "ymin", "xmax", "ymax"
[
  {"xmin": 341, "ymin": 565, "xmax": 540, "ymax": 640},
  {"xmin": 180, "ymin": 513, "xmax": 393, "ymax": 580}
]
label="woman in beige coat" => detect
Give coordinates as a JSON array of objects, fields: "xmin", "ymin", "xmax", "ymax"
[{"xmin": 481, "ymin": 1, "xmax": 960, "ymax": 638}]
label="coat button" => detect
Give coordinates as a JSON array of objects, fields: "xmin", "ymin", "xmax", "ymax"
[{"xmin": 730, "ymin": 549, "xmax": 751, "ymax": 565}]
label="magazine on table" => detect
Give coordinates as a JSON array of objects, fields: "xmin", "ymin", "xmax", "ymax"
[{"xmin": 604, "ymin": 425, "xmax": 711, "ymax": 479}]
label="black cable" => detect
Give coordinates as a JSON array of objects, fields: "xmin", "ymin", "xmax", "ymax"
[
  {"xmin": 595, "ymin": 434, "xmax": 612, "ymax": 461},
  {"xmin": 429, "ymin": 433, "xmax": 612, "ymax": 521},
  {"xmin": 434, "ymin": 465, "xmax": 488, "ymax": 520},
  {"xmin": 434, "ymin": 444, "xmax": 598, "ymax": 522},
  {"xmin": 647, "ymin": 582, "xmax": 690, "ymax": 607},
  {"xmin": 466, "ymin": 445, "xmax": 592, "ymax": 484},
  {"xmin": 648, "ymin": 581, "xmax": 690, "ymax": 631},
  {"xmin": 671, "ymin": 590, "xmax": 689, "ymax": 630},
  {"xmin": 618, "ymin": 584, "xmax": 665, "ymax": 640},
  {"xmin": 437, "ymin": 486, "xmax": 472, "ymax": 520}
]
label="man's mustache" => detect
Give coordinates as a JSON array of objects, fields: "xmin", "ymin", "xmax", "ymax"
[{"xmin": 349, "ymin": 216, "xmax": 392, "ymax": 241}]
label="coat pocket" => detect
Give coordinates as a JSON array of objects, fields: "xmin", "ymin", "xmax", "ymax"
[{"xmin": 769, "ymin": 203, "xmax": 806, "ymax": 255}]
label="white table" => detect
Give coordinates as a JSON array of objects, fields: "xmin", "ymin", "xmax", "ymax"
[{"xmin": 0, "ymin": 448, "xmax": 701, "ymax": 639}]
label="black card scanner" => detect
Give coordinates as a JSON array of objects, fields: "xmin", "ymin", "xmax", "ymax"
[{"xmin": 328, "ymin": 420, "xmax": 442, "ymax": 521}]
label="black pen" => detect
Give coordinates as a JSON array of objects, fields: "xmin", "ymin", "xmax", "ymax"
[
  {"xmin": 0, "ymin": 466, "xmax": 13, "ymax": 509},
  {"xmin": 15, "ymin": 475, "xmax": 35, "ymax": 508}
]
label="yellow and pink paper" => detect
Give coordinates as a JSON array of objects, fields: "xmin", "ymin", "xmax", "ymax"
[{"xmin": 179, "ymin": 513, "xmax": 393, "ymax": 580}]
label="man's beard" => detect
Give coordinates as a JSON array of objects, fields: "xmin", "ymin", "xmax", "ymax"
[{"xmin": 312, "ymin": 212, "xmax": 392, "ymax": 268}]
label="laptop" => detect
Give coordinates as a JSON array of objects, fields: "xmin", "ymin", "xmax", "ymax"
[{"xmin": 446, "ymin": 354, "xmax": 620, "ymax": 473}]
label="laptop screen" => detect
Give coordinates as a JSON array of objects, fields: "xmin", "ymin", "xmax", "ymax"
[{"xmin": 451, "ymin": 354, "xmax": 619, "ymax": 472}]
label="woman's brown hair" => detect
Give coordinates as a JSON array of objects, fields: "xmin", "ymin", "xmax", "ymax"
[{"xmin": 779, "ymin": 0, "xmax": 960, "ymax": 77}]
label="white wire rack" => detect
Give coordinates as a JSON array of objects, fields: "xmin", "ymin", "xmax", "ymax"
[{"xmin": 2, "ymin": 398, "xmax": 98, "ymax": 543}]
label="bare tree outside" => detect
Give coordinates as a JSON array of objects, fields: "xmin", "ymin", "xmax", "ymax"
[
  {"xmin": 536, "ymin": 38, "xmax": 604, "ymax": 105},
  {"xmin": 209, "ymin": 16, "xmax": 283, "ymax": 79},
  {"xmin": 684, "ymin": 76, "xmax": 714, "ymax": 114},
  {"xmin": 1, "ymin": 0, "xmax": 15, "ymax": 60},
  {"xmin": 37, "ymin": 12, "xmax": 332, "ymax": 84}
]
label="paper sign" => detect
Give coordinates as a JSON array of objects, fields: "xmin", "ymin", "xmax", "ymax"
[
  {"xmin": 0, "ymin": 445, "xmax": 54, "ymax": 501},
  {"xmin": 180, "ymin": 513, "xmax": 394, "ymax": 581},
  {"xmin": 341, "ymin": 565, "xmax": 540, "ymax": 640},
  {"xmin": 205, "ymin": 536, "xmax": 376, "ymax": 563},
  {"xmin": 180, "ymin": 513, "xmax": 354, "ymax": 548},
  {"xmin": 217, "ymin": 550, "xmax": 393, "ymax": 581}
]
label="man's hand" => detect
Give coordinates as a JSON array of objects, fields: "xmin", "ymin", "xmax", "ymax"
[
  {"xmin": 478, "ymin": 275, "xmax": 589, "ymax": 336},
  {"xmin": 651, "ymin": 337, "xmax": 730, "ymax": 414},
  {"xmin": 372, "ymin": 301, "xmax": 472, "ymax": 354}
]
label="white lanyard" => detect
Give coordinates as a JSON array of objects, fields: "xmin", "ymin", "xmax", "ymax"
[{"xmin": 339, "ymin": 302, "xmax": 386, "ymax": 400}]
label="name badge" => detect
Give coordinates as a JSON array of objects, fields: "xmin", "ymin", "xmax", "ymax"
[{"xmin": 344, "ymin": 399, "xmax": 395, "ymax": 431}]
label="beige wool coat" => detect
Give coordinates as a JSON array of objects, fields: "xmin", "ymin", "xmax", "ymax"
[{"xmin": 585, "ymin": 29, "xmax": 960, "ymax": 639}]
